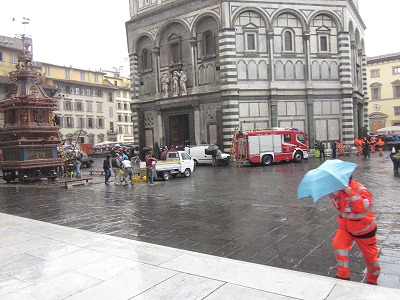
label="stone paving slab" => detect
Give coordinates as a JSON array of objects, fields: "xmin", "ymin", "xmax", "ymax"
[{"xmin": 1, "ymin": 213, "xmax": 400, "ymax": 299}]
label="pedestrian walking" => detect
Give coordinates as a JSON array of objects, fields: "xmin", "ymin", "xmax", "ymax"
[
  {"xmin": 331, "ymin": 141, "xmax": 337, "ymax": 159},
  {"xmin": 354, "ymin": 138, "xmax": 362, "ymax": 155},
  {"xmin": 389, "ymin": 144, "xmax": 400, "ymax": 175},
  {"xmin": 121, "ymin": 158, "xmax": 134, "ymax": 186},
  {"xmin": 376, "ymin": 138, "xmax": 384, "ymax": 156},
  {"xmin": 370, "ymin": 136, "xmax": 376, "ymax": 153},
  {"xmin": 330, "ymin": 177, "xmax": 380, "ymax": 285},
  {"xmin": 314, "ymin": 140, "xmax": 325, "ymax": 159},
  {"xmin": 111, "ymin": 154, "xmax": 122, "ymax": 185},
  {"xmin": 103, "ymin": 154, "xmax": 112, "ymax": 184},
  {"xmin": 362, "ymin": 137, "xmax": 371, "ymax": 158},
  {"xmin": 146, "ymin": 153, "xmax": 157, "ymax": 184}
]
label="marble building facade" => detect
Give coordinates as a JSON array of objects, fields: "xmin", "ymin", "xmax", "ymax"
[{"xmin": 126, "ymin": 0, "xmax": 367, "ymax": 152}]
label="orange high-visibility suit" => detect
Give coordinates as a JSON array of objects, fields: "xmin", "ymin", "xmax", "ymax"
[
  {"xmin": 370, "ymin": 137, "xmax": 376, "ymax": 152},
  {"xmin": 354, "ymin": 138, "xmax": 362, "ymax": 154},
  {"xmin": 376, "ymin": 138, "xmax": 384, "ymax": 156},
  {"xmin": 331, "ymin": 179, "xmax": 380, "ymax": 284}
]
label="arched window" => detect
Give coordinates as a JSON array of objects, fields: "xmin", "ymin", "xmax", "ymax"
[
  {"xmin": 283, "ymin": 30, "xmax": 293, "ymax": 51},
  {"xmin": 204, "ymin": 32, "xmax": 215, "ymax": 56},
  {"xmin": 142, "ymin": 49, "xmax": 152, "ymax": 71}
]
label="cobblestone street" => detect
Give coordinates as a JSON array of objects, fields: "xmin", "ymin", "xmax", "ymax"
[{"xmin": 1, "ymin": 153, "xmax": 399, "ymax": 288}]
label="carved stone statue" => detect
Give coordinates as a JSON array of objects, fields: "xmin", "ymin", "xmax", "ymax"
[
  {"xmin": 172, "ymin": 71, "xmax": 179, "ymax": 96},
  {"xmin": 179, "ymin": 71, "xmax": 187, "ymax": 95},
  {"xmin": 161, "ymin": 73, "xmax": 170, "ymax": 97}
]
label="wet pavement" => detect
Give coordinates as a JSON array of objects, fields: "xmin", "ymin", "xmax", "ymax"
[{"xmin": 0, "ymin": 152, "xmax": 399, "ymax": 289}]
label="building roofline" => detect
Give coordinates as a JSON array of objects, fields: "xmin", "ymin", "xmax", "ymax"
[{"xmin": 367, "ymin": 52, "xmax": 400, "ymax": 64}]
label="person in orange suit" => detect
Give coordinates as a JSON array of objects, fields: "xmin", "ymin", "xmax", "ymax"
[
  {"xmin": 376, "ymin": 138, "xmax": 385, "ymax": 156},
  {"xmin": 330, "ymin": 177, "xmax": 380, "ymax": 285},
  {"xmin": 370, "ymin": 136, "xmax": 376, "ymax": 153},
  {"xmin": 354, "ymin": 138, "xmax": 362, "ymax": 155}
]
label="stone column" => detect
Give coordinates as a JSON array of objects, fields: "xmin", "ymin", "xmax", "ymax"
[
  {"xmin": 270, "ymin": 97, "xmax": 278, "ymax": 128},
  {"xmin": 361, "ymin": 53, "xmax": 369, "ymax": 129},
  {"xmin": 306, "ymin": 98, "xmax": 315, "ymax": 147},
  {"xmin": 303, "ymin": 30, "xmax": 311, "ymax": 81},
  {"xmin": 266, "ymin": 29, "xmax": 274, "ymax": 81},
  {"xmin": 153, "ymin": 47, "xmax": 161, "ymax": 98},
  {"xmin": 129, "ymin": 52, "xmax": 140, "ymax": 144},
  {"xmin": 193, "ymin": 104, "xmax": 200, "ymax": 144},
  {"xmin": 190, "ymin": 38, "xmax": 198, "ymax": 88},
  {"xmin": 219, "ymin": 28, "xmax": 239, "ymax": 151},
  {"xmin": 338, "ymin": 32, "xmax": 355, "ymax": 144},
  {"xmin": 351, "ymin": 40, "xmax": 358, "ymax": 90},
  {"xmin": 157, "ymin": 110, "xmax": 163, "ymax": 145}
]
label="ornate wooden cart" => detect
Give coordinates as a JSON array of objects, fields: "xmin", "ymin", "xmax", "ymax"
[{"xmin": 0, "ymin": 36, "xmax": 63, "ymax": 183}]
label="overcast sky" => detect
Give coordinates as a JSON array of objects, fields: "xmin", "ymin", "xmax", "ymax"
[{"xmin": 0, "ymin": 0, "xmax": 398, "ymax": 76}]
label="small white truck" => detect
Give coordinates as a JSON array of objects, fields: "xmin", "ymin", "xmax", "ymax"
[
  {"xmin": 152, "ymin": 151, "xmax": 195, "ymax": 181},
  {"xmin": 184, "ymin": 144, "xmax": 230, "ymax": 165}
]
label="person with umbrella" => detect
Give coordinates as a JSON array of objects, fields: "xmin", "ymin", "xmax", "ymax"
[
  {"xmin": 298, "ymin": 160, "xmax": 380, "ymax": 285},
  {"xmin": 329, "ymin": 176, "xmax": 380, "ymax": 285}
]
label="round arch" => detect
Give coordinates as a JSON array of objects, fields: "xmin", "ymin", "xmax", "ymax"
[
  {"xmin": 231, "ymin": 6, "xmax": 271, "ymax": 29},
  {"xmin": 132, "ymin": 33, "xmax": 155, "ymax": 53},
  {"xmin": 155, "ymin": 19, "xmax": 191, "ymax": 47},
  {"xmin": 271, "ymin": 8, "xmax": 307, "ymax": 30},
  {"xmin": 191, "ymin": 12, "xmax": 221, "ymax": 37},
  {"xmin": 307, "ymin": 10, "xmax": 343, "ymax": 31}
]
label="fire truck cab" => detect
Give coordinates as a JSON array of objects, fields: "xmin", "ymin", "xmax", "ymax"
[{"xmin": 234, "ymin": 128, "xmax": 309, "ymax": 166}]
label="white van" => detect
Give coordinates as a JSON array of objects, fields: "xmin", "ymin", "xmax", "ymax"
[{"xmin": 184, "ymin": 144, "xmax": 230, "ymax": 165}]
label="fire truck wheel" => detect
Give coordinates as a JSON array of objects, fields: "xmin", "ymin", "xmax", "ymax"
[
  {"xmin": 293, "ymin": 151, "xmax": 303, "ymax": 163},
  {"xmin": 262, "ymin": 155, "xmax": 273, "ymax": 166}
]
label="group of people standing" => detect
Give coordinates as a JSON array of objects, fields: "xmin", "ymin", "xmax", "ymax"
[
  {"xmin": 59, "ymin": 150, "xmax": 83, "ymax": 178},
  {"xmin": 102, "ymin": 150, "xmax": 133, "ymax": 186},
  {"xmin": 102, "ymin": 150, "xmax": 158, "ymax": 185},
  {"xmin": 354, "ymin": 136, "xmax": 385, "ymax": 158},
  {"xmin": 315, "ymin": 136, "xmax": 388, "ymax": 160}
]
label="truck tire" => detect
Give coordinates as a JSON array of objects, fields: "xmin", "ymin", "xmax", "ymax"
[
  {"xmin": 183, "ymin": 169, "xmax": 191, "ymax": 177},
  {"xmin": 262, "ymin": 155, "xmax": 273, "ymax": 166},
  {"xmin": 293, "ymin": 151, "xmax": 303, "ymax": 163},
  {"xmin": 193, "ymin": 160, "xmax": 198, "ymax": 166},
  {"xmin": 162, "ymin": 171, "xmax": 170, "ymax": 181}
]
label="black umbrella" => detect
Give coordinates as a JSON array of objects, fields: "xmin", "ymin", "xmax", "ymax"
[
  {"xmin": 142, "ymin": 146, "xmax": 152, "ymax": 151},
  {"xmin": 206, "ymin": 144, "xmax": 219, "ymax": 151}
]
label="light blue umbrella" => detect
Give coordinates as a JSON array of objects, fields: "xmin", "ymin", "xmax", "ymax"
[{"xmin": 297, "ymin": 159, "xmax": 358, "ymax": 202}]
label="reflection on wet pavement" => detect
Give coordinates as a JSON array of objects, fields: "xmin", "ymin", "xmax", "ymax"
[{"xmin": 0, "ymin": 153, "xmax": 399, "ymax": 288}]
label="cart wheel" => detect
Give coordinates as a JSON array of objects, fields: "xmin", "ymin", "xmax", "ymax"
[{"xmin": 5, "ymin": 173, "xmax": 12, "ymax": 183}]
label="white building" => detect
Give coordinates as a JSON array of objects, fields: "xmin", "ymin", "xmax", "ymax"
[{"xmin": 126, "ymin": 0, "xmax": 367, "ymax": 151}]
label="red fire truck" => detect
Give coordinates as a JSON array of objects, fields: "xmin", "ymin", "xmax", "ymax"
[{"xmin": 233, "ymin": 128, "xmax": 309, "ymax": 165}]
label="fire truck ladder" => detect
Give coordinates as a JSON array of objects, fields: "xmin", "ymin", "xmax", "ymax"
[
  {"xmin": 230, "ymin": 127, "xmax": 246, "ymax": 167},
  {"xmin": 229, "ymin": 127, "xmax": 238, "ymax": 164}
]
